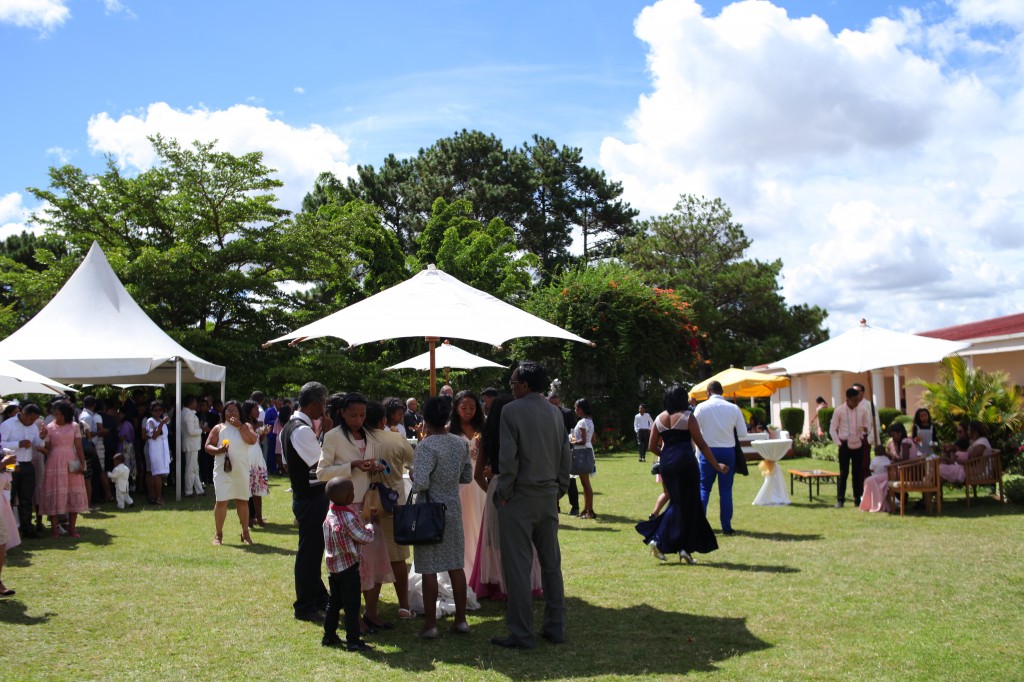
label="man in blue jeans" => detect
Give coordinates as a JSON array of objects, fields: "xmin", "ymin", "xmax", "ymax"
[{"xmin": 692, "ymin": 381, "xmax": 747, "ymax": 535}]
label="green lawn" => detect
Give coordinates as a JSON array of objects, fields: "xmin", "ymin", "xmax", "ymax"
[{"xmin": 3, "ymin": 452, "xmax": 1022, "ymax": 681}]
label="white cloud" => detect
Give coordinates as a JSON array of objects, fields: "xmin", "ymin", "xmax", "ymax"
[
  {"xmin": 45, "ymin": 146, "xmax": 73, "ymax": 164},
  {"xmin": 101, "ymin": 0, "xmax": 135, "ymax": 18},
  {"xmin": 0, "ymin": 0, "xmax": 69, "ymax": 31},
  {"xmin": 294, "ymin": 86, "xmax": 305, "ymax": 95},
  {"xmin": 86, "ymin": 102, "xmax": 357, "ymax": 212},
  {"xmin": 601, "ymin": 0, "xmax": 1024, "ymax": 337},
  {"xmin": 0, "ymin": 192, "xmax": 39, "ymax": 240}
]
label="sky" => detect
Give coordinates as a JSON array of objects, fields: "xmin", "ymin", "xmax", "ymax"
[{"xmin": 2, "ymin": 0, "xmax": 1023, "ymax": 343}]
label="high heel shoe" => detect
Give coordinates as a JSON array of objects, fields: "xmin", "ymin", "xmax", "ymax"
[
  {"xmin": 649, "ymin": 540, "xmax": 666, "ymax": 562},
  {"xmin": 679, "ymin": 550, "xmax": 696, "ymax": 565},
  {"xmin": 240, "ymin": 534, "xmax": 254, "ymax": 546}
]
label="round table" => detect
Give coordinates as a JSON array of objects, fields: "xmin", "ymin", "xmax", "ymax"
[{"xmin": 751, "ymin": 438, "xmax": 792, "ymax": 506}]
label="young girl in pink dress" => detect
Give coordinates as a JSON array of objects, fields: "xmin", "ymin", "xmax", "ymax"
[
  {"xmin": 940, "ymin": 421, "xmax": 992, "ymax": 484},
  {"xmin": 860, "ymin": 423, "xmax": 915, "ymax": 512}
]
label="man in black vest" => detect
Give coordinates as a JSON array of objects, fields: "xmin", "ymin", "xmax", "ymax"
[{"xmin": 280, "ymin": 381, "xmax": 333, "ymax": 622}]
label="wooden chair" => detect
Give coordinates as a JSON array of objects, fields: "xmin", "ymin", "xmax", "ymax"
[
  {"xmin": 962, "ymin": 450, "xmax": 1003, "ymax": 508},
  {"xmin": 887, "ymin": 457, "xmax": 942, "ymax": 517}
]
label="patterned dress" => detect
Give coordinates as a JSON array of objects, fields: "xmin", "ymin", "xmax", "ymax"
[{"xmin": 410, "ymin": 433, "xmax": 473, "ymax": 574}]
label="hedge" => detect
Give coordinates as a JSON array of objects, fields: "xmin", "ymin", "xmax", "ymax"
[{"xmin": 780, "ymin": 407, "xmax": 805, "ymax": 437}]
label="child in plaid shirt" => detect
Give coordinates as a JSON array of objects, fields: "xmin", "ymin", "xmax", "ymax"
[{"xmin": 322, "ymin": 477, "xmax": 376, "ymax": 651}]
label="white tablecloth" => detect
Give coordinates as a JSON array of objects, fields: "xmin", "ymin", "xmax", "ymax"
[{"xmin": 751, "ymin": 439, "xmax": 792, "ymax": 506}]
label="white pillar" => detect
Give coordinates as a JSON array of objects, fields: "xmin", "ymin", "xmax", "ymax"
[
  {"xmin": 869, "ymin": 369, "xmax": 884, "ymax": 446},
  {"xmin": 892, "ymin": 366, "xmax": 902, "ymax": 413},
  {"xmin": 175, "ymin": 358, "xmax": 182, "ymax": 502},
  {"xmin": 830, "ymin": 373, "xmax": 843, "ymax": 408}
]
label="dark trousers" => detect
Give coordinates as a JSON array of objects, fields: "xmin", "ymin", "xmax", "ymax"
[
  {"xmin": 637, "ymin": 429, "xmax": 651, "ymax": 461},
  {"xmin": 292, "ymin": 493, "xmax": 330, "ymax": 617},
  {"xmin": 325, "ymin": 563, "xmax": 362, "ymax": 642},
  {"xmin": 497, "ymin": 493, "xmax": 565, "ymax": 647},
  {"xmin": 566, "ymin": 478, "xmax": 579, "ymax": 511},
  {"xmin": 838, "ymin": 441, "xmax": 865, "ymax": 503},
  {"xmin": 12, "ymin": 462, "xmax": 36, "ymax": 531},
  {"xmin": 199, "ymin": 450, "xmax": 213, "ymax": 485}
]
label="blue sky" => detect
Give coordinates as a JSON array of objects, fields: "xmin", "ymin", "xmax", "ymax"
[{"xmin": 2, "ymin": 0, "xmax": 1023, "ymax": 337}]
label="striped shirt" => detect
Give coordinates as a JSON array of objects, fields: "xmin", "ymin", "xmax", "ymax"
[{"xmin": 323, "ymin": 502, "xmax": 374, "ymax": 574}]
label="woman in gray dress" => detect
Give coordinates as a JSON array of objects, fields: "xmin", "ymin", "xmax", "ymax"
[{"xmin": 410, "ymin": 397, "xmax": 473, "ymax": 639}]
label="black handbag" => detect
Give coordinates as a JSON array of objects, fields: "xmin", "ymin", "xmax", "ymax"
[
  {"xmin": 570, "ymin": 447, "xmax": 596, "ymax": 476},
  {"xmin": 734, "ymin": 429, "xmax": 749, "ymax": 476},
  {"xmin": 393, "ymin": 491, "xmax": 446, "ymax": 546}
]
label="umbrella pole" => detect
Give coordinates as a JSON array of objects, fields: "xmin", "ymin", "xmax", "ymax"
[{"xmin": 427, "ymin": 337, "xmax": 439, "ymax": 397}]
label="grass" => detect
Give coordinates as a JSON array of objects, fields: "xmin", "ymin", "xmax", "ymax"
[{"xmin": 3, "ymin": 451, "xmax": 1022, "ymax": 681}]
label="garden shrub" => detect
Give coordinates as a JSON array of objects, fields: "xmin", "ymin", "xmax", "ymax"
[
  {"xmin": 811, "ymin": 440, "xmax": 838, "ymax": 462},
  {"xmin": 878, "ymin": 407, "xmax": 903, "ymax": 430},
  {"xmin": 893, "ymin": 414, "xmax": 913, "ymax": 430},
  {"xmin": 748, "ymin": 405, "xmax": 766, "ymax": 425},
  {"xmin": 817, "ymin": 407, "xmax": 835, "ymax": 435},
  {"xmin": 780, "ymin": 407, "xmax": 805, "ymax": 436},
  {"xmin": 1004, "ymin": 475, "xmax": 1024, "ymax": 505}
]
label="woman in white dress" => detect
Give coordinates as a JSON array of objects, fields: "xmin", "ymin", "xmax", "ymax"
[
  {"xmin": 144, "ymin": 401, "xmax": 171, "ymax": 506},
  {"xmin": 204, "ymin": 401, "xmax": 255, "ymax": 546},
  {"xmin": 449, "ymin": 390, "xmax": 486, "ymax": 578},
  {"xmin": 241, "ymin": 400, "xmax": 269, "ymax": 528}
]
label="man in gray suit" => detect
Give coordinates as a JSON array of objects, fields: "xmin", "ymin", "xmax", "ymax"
[{"xmin": 492, "ymin": 360, "xmax": 571, "ymax": 649}]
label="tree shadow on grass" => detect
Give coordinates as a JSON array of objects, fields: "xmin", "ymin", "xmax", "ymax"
[
  {"xmin": 374, "ymin": 596, "xmax": 770, "ymax": 678},
  {"xmin": 0, "ymin": 598, "xmax": 55, "ymax": 625}
]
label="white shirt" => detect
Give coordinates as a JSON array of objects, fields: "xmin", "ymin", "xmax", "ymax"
[
  {"xmin": 0, "ymin": 416, "xmax": 43, "ymax": 462},
  {"xmin": 79, "ymin": 408, "xmax": 102, "ymax": 440},
  {"xmin": 829, "ymin": 401, "xmax": 874, "ymax": 449},
  {"xmin": 573, "ymin": 417, "xmax": 595, "ymax": 449},
  {"xmin": 692, "ymin": 395, "xmax": 747, "ymax": 448},
  {"xmin": 634, "ymin": 412, "xmax": 654, "ymax": 433},
  {"xmin": 289, "ymin": 412, "xmax": 323, "ymax": 468}
]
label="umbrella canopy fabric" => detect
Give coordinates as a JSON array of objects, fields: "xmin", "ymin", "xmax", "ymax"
[
  {"xmin": 689, "ymin": 367, "xmax": 790, "ymax": 401},
  {"xmin": 267, "ymin": 265, "xmax": 591, "ymax": 349},
  {"xmin": 385, "ymin": 343, "xmax": 505, "ymax": 372},
  {"xmin": 764, "ymin": 321, "xmax": 971, "ymax": 375},
  {"xmin": 0, "ymin": 358, "xmax": 75, "ymax": 396}
]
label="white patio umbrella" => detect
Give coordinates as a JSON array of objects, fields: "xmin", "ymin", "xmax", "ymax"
[
  {"xmin": 266, "ymin": 265, "xmax": 592, "ymax": 395},
  {"xmin": 0, "ymin": 358, "xmax": 76, "ymax": 396},
  {"xmin": 764, "ymin": 320, "xmax": 971, "ymax": 375},
  {"xmin": 385, "ymin": 341, "xmax": 506, "ymax": 383}
]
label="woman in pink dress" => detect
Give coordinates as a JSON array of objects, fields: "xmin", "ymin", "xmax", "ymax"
[
  {"xmin": 42, "ymin": 402, "xmax": 88, "ymax": 538},
  {"xmin": 940, "ymin": 421, "xmax": 991, "ymax": 484},
  {"xmin": 1, "ymin": 467, "xmax": 21, "ymax": 551},
  {"xmin": 449, "ymin": 390, "xmax": 486, "ymax": 579}
]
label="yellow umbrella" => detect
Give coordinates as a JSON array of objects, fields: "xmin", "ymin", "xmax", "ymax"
[{"xmin": 689, "ymin": 367, "xmax": 790, "ymax": 401}]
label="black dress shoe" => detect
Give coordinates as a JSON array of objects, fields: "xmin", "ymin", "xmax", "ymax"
[
  {"xmin": 346, "ymin": 641, "xmax": 374, "ymax": 652},
  {"xmin": 321, "ymin": 635, "xmax": 343, "ymax": 647},
  {"xmin": 722, "ymin": 529, "xmax": 736, "ymax": 536},
  {"xmin": 834, "ymin": 501, "xmax": 844, "ymax": 508},
  {"xmin": 541, "ymin": 632, "xmax": 565, "ymax": 644},
  {"xmin": 491, "ymin": 635, "xmax": 533, "ymax": 649},
  {"xmin": 296, "ymin": 610, "xmax": 325, "ymax": 624}
]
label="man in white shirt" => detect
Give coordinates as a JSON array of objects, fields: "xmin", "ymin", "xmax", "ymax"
[
  {"xmin": 692, "ymin": 382, "xmax": 747, "ymax": 535},
  {"xmin": 280, "ymin": 381, "xmax": 334, "ymax": 623},
  {"xmin": 634, "ymin": 404, "xmax": 654, "ymax": 463},
  {"xmin": 829, "ymin": 387, "xmax": 874, "ymax": 508},
  {"xmin": 0, "ymin": 404, "xmax": 46, "ymax": 538}
]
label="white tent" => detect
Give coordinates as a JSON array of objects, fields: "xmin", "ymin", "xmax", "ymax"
[
  {"xmin": 267, "ymin": 265, "xmax": 591, "ymax": 394},
  {"xmin": 0, "ymin": 358, "xmax": 76, "ymax": 396},
  {"xmin": 0, "ymin": 242, "xmax": 226, "ymax": 499},
  {"xmin": 385, "ymin": 342, "xmax": 505, "ymax": 372}
]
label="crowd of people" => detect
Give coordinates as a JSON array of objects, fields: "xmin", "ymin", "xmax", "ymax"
[{"xmin": 280, "ymin": 361, "xmax": 575, "ymax": 650}]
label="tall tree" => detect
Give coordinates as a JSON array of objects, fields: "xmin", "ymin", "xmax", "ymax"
[
  {"xmin": 303, "ymin": 130, "xmax": 637, "ymax": 277},
  {"xmin": 2, "ymin": 135, "xmax": 302, "ymax": 394},
  {"xmin": 621, "ymin": 194, "xmax": 828, "ymax": 373}
]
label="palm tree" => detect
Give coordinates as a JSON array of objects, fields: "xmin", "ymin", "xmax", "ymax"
[{"xmin": 911, "ymin": 355, "xmax": 1024, "ymax": 455}]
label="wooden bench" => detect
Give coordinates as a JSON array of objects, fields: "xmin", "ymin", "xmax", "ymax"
[{"xmin": 962, "ymin": 450, "xmax": 1003, "ymax": 508}]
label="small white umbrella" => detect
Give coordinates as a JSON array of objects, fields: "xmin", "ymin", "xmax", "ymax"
[
  {"xmin": 0, "ymin": 358, "xmax": 76, "ymax": 396},
  {"xmin": 385, "ymin": 342, "xmax": 505, "ymax": 372},
  {"xmin": 764, "ymin": 320, "xmax": 971, "ymax": 375},
  {"xmin": 266, "ymin": 265, "xmax": 591, "ymax": 395}
]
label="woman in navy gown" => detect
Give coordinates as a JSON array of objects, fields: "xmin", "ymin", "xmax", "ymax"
[{"xmin": 636, "ymin": 385, "xmax": 728, "ymax": 564}]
